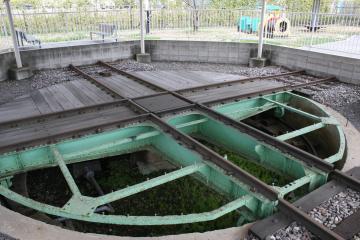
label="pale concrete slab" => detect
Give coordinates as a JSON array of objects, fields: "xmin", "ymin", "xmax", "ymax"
[
  {"xmin": 324, "ymin": 106, "xmax": 360, "ymax": 171},
  {"xmin": 300, "ymin": 35, "xmax": 360, "ymax": 60},
  {"xmin": 0, "ymin": 205, "xmax": 253, "ymax": 240}
]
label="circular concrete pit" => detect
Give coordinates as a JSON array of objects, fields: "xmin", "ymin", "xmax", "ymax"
[{"xmin": 0, "ymin": 41, "xmax": 359, "ymax": 240}]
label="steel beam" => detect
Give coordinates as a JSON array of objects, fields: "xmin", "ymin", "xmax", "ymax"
[
  {"xmin": 150, "ymin": 114, "xmax": 279, "ymax": 201},
  {"xmin": 0, "ymin": 184, "xmax": 252, "ymax": 225},
  {"xmin": 51, "ymin": 146, "xmax": 81, "ymax": 196},
  {"xmin": 177, "ymin": 71, "xmax": 305, "ymax": 93},
  {"xmin": 203, "ymin": 77, "xmax": 336, "ymax": 105},
  {"xmin": 195, "ymin": 104, "xmax": 334, "ymax": 173},
  {"xmin": 262, "ymin": 97, "xmax": 322, "ymax": 121},
  {"xmin": 277, "ymin": 123, "xmax": 325, "ymax": 141},
  {"xmin": 95, "ymin": 163, "xmax": 206, "ymax": 206}
]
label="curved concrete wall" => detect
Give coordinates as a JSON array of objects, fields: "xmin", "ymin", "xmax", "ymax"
[
  {"xmin": 1, "ymin": 40, "xmax": 359, "ymax": 85},
  {"xmin": 0, "ymin": 41, "xmax": 140, "ymax": 81}
]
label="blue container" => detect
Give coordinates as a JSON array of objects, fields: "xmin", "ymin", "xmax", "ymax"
[{"xmin": 238, "ymin": 16, "xmax": 261, "ymax": 33}]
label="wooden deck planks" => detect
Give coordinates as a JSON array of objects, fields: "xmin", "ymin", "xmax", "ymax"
[
  {"xmin": 0, "ymin": 70, "xmax": 249, "ymax": 125},
  {"xmin": 72, "ymin": 80, "xmax": 113, "ymax": 103},
  {"xmin": 0, "ymin": 105, "xmax": 137, "ymax": 149},
  {"xmin": 93, "ymin": 73, "xmax": 157, "ymax": 98},
  {"xmin": 39, "ymin": 88, "xmax": 64, "ymax": 112},
  {"xmin": 0, "ymin": 96, "xmax": 41, "ymax": 122},
  {"xmin": 131, "ymin": 71, "xmax": 244, "ymax": 90},
  {"xmin": 64, "ymin": 81, "xmax": 98, "ymax": 106},
  {"xmin": 30, "ymin": 90, "xmax": 53, "ymax": 114},
  {"xmin": 184, "ymin": 80, "xmax": 284, "ymax": 103},
  {"xmin": 47, "ymin": 84, "xmax": 81, "ymax": 110}
]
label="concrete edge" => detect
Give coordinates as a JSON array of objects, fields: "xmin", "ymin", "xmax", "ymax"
[
  {"xmin": 1, "ymin": 40, "xmax": 359, "ymax": 84},
  {"xmin": 0, "ymin": 205, "xmax": 253, "ymax": 240}
]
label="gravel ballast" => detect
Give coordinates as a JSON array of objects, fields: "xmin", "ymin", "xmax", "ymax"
[
  {"xmin": 0, "ymin": 68, "xmax": 79, "ymax": 104},
  {"xmin": 312, "ymin": 83, "xmax": 360, "ymax": 130},
  {"xmin": 309, "ymin": 188, "xmax": 360, "ymax": 229},
  {"xmin": 271, "ymin": 222, "xmax": 316, "ymax": 240},
  {"xmin": 265, "ymin": 188, "xmax": 360, "ymax": 240}
]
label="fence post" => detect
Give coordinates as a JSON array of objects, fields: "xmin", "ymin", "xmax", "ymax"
[
  {"xmin": 139, "ymin": 0, "xmax": 145, "ymax": 54},
  {"xmin": 310, "ymin": 0, "xmax": 320, "ymax": 31},
  {"xmin": 135, "ymin": 0, "xmax": 151, "ymax": 63},
  {"xmin": 257, "ymin": 0, "xmax": 267, "ymax": 59},
  {"xmin": 0, "ymin": 11, "xmax": 8, "ymax": 37},
  {"xmin": 4, "ymin": 0, "xmax": 22, "ymax": 68},
  {"xmin": 144, "ymin": 0, "xmax": 150, "ymax": 34}
]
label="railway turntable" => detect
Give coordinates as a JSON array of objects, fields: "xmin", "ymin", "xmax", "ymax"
[{"xmin": 0, "ymin": 62, "xmax": 358, "ymax": 240}]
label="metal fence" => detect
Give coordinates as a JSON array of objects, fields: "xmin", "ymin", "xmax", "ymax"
[
  {"xmin": 1, "ymin": 8, "xmax": 360, "ymax": 56},
  {"xmin": 0, "ymin": 11, "xmax": 11, "ymax": 53}
]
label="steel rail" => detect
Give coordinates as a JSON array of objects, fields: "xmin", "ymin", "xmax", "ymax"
[
  {"xmin": 98, "ymin": 61, "xmax": 167, "ymax": 92},
  {"xmin": 149, "ymin": 114, "xmax": 279, "ymax": 201},
  {"xmin": 278, "ymin": 169, "xmax": 360, "ymax": 240},
  {"xmin": 99, "ymin": 61, "xmax": 306, "ymax": 95},
  {"xmin": 70, "ymin": 64, "xmax": 124, "ymax": 99},
  {"xmin": 98, "ymin": 61, "xmax": 337, "ymax": 110},
  {"xmin": 0, "ymin": 114, "xmax": 149, "ymax": 155},
  {"xmin": 71, "ymin": 64, "xmax": 154, "ymax": 114},
  {"xmin": 98, "ymin": 63, "xmax": 336, "ymax": 173},
  {"xmin": 71, "ymin": 66, "xmax": 279, "ymax": 200},
  {"xmin": 177, "ymin": 70, "xmax": 306, "ymax": 93},
  {"xmin": 2, "ymin": 63, "xmax": 360, "ymax": 237},
  {"xmin": 203, "ymin": 77, "xmax": 337, "ymax": 105},
  {"xmin": 278, "ymin": 199, "xmax": 345, "ymax": 240},
  {"xmin": 67, "ymin": 65, "xmax": 280, "ymax": 200},
  {"xmin": 251, "ymin": 167, "xmax": 360, "ymax": 240},
  {"xmin": 0, "ymin": 99, "xmax": 128, "ymax": 127},
  {"xmin": 330, "ymin": 169, "xmax": 360, "ymax": 193},
  {"xmin": 194, "ymin": 104, "xmax": 335, "ymax": 173}
]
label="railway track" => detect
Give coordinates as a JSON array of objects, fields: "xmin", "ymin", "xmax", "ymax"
[
  {"xmin": 0, "ymin": 61, "xmax": 356, "ymax": 239},
  {"xmin": 251, "ymin": 168, "xmax": 360, "ymax": 240},
  {"xmin": 69, "ymin": 62, "xmax": 359, "ymax": 239}
]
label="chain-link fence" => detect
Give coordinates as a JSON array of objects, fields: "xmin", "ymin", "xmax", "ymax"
[
  {"xmin": 0, "ymin": 9, "xmax": 12, "ymax": 53},
  {"xmin": 0, "ymin": 8, "xmax": 360, "ymax": 56}
]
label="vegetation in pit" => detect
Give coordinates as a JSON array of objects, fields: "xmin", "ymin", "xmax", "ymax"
[
  {"xmin": 27, "ymin": 153, "xmax": 241, "ymax": 237},
  {"xmin": 26, "ymin": 132, "xmax": 308, "ymax": 236},
  {"xmin": 196, "ymin": 138, "xmax": 308, "ymax": 202},
  {"xmin": 197, "ymin": 139, "xmax": 293, "ymax": 187}
]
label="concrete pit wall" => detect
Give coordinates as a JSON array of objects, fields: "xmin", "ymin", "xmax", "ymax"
[
  {"xmin": 1, "ymin": 40, "xmax": 360, "ymax": 85},
  {"xmin": 0, "ymin": 41, "xmax": 140, "ymax": 81}
]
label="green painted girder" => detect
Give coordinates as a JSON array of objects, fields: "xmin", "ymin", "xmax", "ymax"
[
  {"xmin": 0, "ymin": 183, "xmax": 253, "ymax": 225},
  {"xmin": 276, "ymin": 122, "xmax": 325, "ymax": 141},
  {"xmin": 0, "ymin": 92, "xmax": 346, "ymax": 225}
]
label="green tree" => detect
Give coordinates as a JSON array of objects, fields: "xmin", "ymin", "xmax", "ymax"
[
  {"xmin": 10, "ymin": 0, "xmax": 41, "ymax": 9},
  {"xmin": 158, "ymin": 0, "xmax": 185, "ymax": 8},
  {"xmin": 113, "ymin": 0, "xmax": 136, "ymax": 8},
  {"xmin": 77, "ymin": 0, "xmax": 91, "ymax": 8},
  {"xmin": 209, "ymin": 0, "xmax": 257, "ymax": 9}
]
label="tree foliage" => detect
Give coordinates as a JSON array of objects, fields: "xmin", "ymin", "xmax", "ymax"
[
  {"xmin": 9, "ymin": 0, "xmax": 42, "ymax": 9},
  {"xmin": 113, "ymin": 0, "xmax": 136, "ymax": 8},
  {"xmin": 210, "ymin": 0, "xmax": 257, "ymax": 9}
]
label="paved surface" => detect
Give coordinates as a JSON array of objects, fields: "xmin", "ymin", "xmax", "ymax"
[
  {"xmin": 300, "ymin": 35, "xmax": 360, "ymax": 59},
  {"xmin": 19, "ymin": 39, "xmax": 118, "ymax": 50}
]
